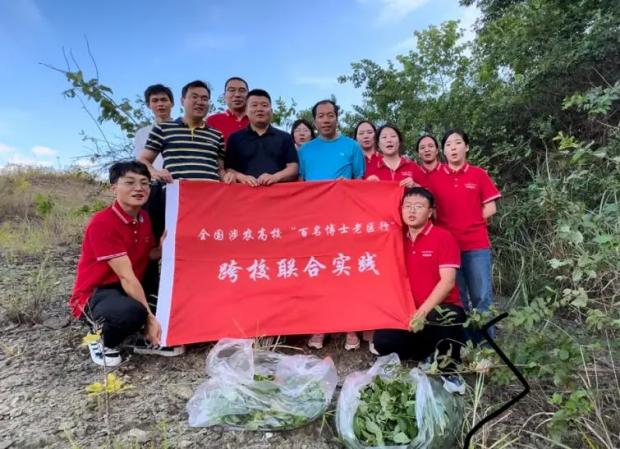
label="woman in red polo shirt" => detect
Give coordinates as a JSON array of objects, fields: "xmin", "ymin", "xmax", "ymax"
[
  {"xmin": 415, "ymin": 134, "xmax": 442, "ymax": 175},
  {"xmin": 354, "ymin": 120, "xmax": 381, "ymax": 166},
  {"xmin": 364, "ymin": 124, "xmax": 426, "ymax": 187},
  {"xmin": 427, "ymin": 129, "xmax": 501, "ymax": 342}
]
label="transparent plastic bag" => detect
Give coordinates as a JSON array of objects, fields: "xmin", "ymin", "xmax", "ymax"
[
  {"xmin": 336, "ymin": 354, "xmax": 464, "ymax": 449},
  {"xmin": 187, "ymin": 338, "xmax": 338, "ymax": 430}
]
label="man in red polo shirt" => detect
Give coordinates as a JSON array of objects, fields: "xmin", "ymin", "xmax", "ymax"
[
  {"xmin": 206, "ymin": 76, "xmax": 250, "ymax": 145},
  {"xmin": 373, "ymin": 187, "xmax": 466, "ymax": 380},
  {"xmin": 70, "ymin": 161, "xmax": 163, "ymax": 367}
]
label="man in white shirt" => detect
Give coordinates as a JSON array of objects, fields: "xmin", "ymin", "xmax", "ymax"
[
  {"xmin": 133, "ymin": 84, "xmax": 174, "ymax": 303},
  {"xmin": 133, "ymin": 84, "xmax": 174, "ymax": 170}
]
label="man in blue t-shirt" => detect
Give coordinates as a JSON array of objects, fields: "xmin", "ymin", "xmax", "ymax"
[
  {"xmin": 298, "ymin": 99, "xmax": 365, "ymax": 351},
  {"xmin": 298, "ymin": 100, "xmax": 365, "ymax": 181}
]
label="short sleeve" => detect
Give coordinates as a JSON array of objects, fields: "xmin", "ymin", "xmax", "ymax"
[
  {"xmin": 298, "ymin": 147, "xmax": 307, "ymax": 180},
  {"xmin": 479, "ymin": 168, "xmax": 501, "ymax": 204},
  {"xmin": 224, "ymin": 134, "xmax": 240, "ymax": 171},
  {"xmin": 409, "ymin": 162, "xmax": 428, "ymax": 188},
  {"xmin": 437, "ymin": 230, "xmax": 461, "ymax": 269},
  {"xmin": 133, "ymin": 126, "xmax": 150, "ymax": 159},
  {"xmin": 283, "ymin": 134, "xmax": 299, "ymax": 165},
  {"xmin": 144, "ymin": 124, "xmax": 165, "ymax": 154},
  {"xmin": 85, "ymin": 217, "xmax": 128, "ymax": 262},
  {"xmin": 351, "ymin": 142, "xmax": 365, "ymax": 179},
  {"xmin": 215, "ymin": 130, "xmax": 225, "ymax": 161}
]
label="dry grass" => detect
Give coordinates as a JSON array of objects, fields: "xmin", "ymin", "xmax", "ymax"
[{"xmin": 0, "ymin": 165, "xmax": 110, "ymax": 259}]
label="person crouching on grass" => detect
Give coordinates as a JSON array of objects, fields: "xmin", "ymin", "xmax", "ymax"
[
  {"xmin": 373, "ymin": 187, "xmax": 467, "ymax": 392},
  {"xmin": 69, "ymin": 161, "xmax": 164, "ymax": 367}
]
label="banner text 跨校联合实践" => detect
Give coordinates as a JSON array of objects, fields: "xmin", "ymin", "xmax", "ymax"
[{"xmin": 157, "ymin": 180, "xmax": 415, "ymax": 346}]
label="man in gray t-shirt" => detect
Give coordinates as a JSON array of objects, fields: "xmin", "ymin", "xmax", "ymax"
[{"xmin": 133, "ymin": 84, "xmax": 174, "ymax": 170}]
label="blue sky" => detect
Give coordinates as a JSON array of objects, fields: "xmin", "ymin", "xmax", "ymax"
[{"xmin": 0, "ymin": 0, "xmax": 478, "ymax": 169}]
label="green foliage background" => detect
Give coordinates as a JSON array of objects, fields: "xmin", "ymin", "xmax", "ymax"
[{"xmin": 52, "ymin": 0, "xmax": 619, "ymax": 446}]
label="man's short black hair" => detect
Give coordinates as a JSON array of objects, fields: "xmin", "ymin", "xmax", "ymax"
[
  {"xmin": 144, "ymin": 84, "xmax": 174, "ymax": 104},
  {"xmin": 402, "ymin": 187, "xmax": 435, "ymax": 208},
  {"xmin": 311, "ymin": 99, "xmax": 340, "ymax": 119},
  {"xmin": 109, "ymin": 161, "xmax": 151, "ymax": 184},
  {"xmin": 247, "ymin": 88, "xmax": 271, "ymax": 103},
  {"xmin": 224, "ymin": 76, "xmax": 248, "ymax": 91},
  {"xmin": 181, "ymin": 80, "xmax": 211, "ymax": 99}
]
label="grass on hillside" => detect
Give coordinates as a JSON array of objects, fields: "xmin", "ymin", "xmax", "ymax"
[{"xmin": 0, "ymin": 165, "xmax": 110, "ymax": 323}]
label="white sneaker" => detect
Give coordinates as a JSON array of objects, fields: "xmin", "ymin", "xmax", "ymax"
[
  {"xmin": 88, "ymin": 342, "xmax": 122, "ymax": 367},
  {"xmin": 368, "ymin": 341, "xmax": 379, "ymax": 355},
  {"xmin": 441, "ymin": 374, "xmax": 466, "ymax": 395},
  {"xmin": 308, "ymin": 334, "xmax": 326, "ymax": 349}
]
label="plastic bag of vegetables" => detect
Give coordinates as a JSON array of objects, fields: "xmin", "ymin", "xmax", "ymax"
[
  {"xmin": 336, "ymin": 354, "xmax": 464, "ymax": 449},
  {"xmin": 187, "ymin": 338, "xmax": 338, "ymax": 430}
]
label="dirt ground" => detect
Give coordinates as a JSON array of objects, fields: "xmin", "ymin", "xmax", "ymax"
[{"xmin": 0, "ymin": 246, "xmax": 394, "ymax": 449}]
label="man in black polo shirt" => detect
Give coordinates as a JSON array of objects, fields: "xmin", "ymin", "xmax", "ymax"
[{"xmin": 223, "ymin": 89, "xmax": 298, "ymax": 186}]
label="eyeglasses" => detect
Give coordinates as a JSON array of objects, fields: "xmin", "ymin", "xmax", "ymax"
[
  {"xmin": 401, "ymin": 203, "xmax": 428, "ymax": 211},
  {"xmin": 118, "ymin": 179, "xmax": 151, "ymax": 188}
]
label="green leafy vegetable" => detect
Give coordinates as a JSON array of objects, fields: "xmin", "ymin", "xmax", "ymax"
[{"xmin": 353, "ymin": 374, "xmax": 418, "ymax": 445}]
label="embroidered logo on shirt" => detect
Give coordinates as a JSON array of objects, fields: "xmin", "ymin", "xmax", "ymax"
[
  {"xmin": 401, "ymin": 171, "xmax": 412, "ymax": 177},
  {"xmin": 421, "ymin": 250, "xmax": 433, "ymax": 257},
  {"xmin": 465, "ymin": 183, "xmax": 478, "ymax": 190}
]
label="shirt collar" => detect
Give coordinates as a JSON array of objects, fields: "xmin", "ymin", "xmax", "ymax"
[
  {"xmin": 364, "ymin": 151, "xmax": 378, "ymax": 161},
  {"xmin": 225, "ymin": 109, "xmax": 247, "ymax": 121},
  {"xmin": 175, "ymin": 117, "xmax": 206, "ymax": 129},
  {"xmin": 443, "ymin": 162, "xmax": 469, "ymax": 174},
  {"xmin": 248, "ymin": 124, "xmax": 275, "ymax": 136},
  {"xmin": 379, "ymin": 156, "xmax": 407, "ymax": 170},
  {"xmin": 111, "ymin": 201, "xmax": 142, "ymax": 225},
  {"xmin": 421, "ymin": 162, "xmax": 441, "ymax": 173},
  {"xmin": 407, "ymin": 221, "xmax": 434, "ymax": 243}
]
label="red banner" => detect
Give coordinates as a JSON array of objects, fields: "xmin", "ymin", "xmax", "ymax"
[{"xmin": 157, "ymin": 180, "xmax": 415, "ymax": 346}]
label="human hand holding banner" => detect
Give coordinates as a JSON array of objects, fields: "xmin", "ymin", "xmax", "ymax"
[{"xmin": 157, "ymin": 180, "xmax": 414, "ymax": 346}]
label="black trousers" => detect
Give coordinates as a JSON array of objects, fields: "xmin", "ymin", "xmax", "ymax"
[
  {"xmin": 142, "ymin": 181, "xmax": 166, "ymax": 300},
  {"xmin": 373, "ymin": 304, "xmax": 466, "ymax": 371},
  {"xmin": 84, "ymin": 285, "xmax": 148, "ymax": 348}
]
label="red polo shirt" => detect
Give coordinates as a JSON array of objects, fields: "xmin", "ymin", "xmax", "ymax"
[
  {"xmin": 419, "ymin": 161, "xmax": 443, "ymax": 177},
  {"xmin": 405, "ymin": 222, "xmax": 462, "ymax": 309},
  {"xmin": 364, "ymin": 151, "xmax": 381, "ymax": 167},
  {"xmin": 206, "ymin": 110, "xmax": 250, "ymax": 145},
  {"xmin": 69, "ymin": 202, "xmax": 154, "ymax": 318},
  {"xmin": 364, "ymin": 156, "xmax": 427, "ymax": 186},
  {"xmin": 427, "ymin": 163, "xmax": 501, "ymax": 251}
]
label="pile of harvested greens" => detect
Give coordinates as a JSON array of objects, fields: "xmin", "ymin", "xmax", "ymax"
[
  {"xmin": 337, "ymin": 354, "xmax": 465, "ymax": 449},
  {"xmin": 187, "ymin": 339, "xmax": 338, "ymax": 430},
  {"xmin": 353, "ymin": 374, "xmax": 418, "ymax": 445}
]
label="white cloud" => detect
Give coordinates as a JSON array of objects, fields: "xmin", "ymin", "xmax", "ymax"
[
  {"xmin": 376, "ymin": 0, "xmax": 431, "ymax": 25},
  {"xmin": 459, "ymin": 5, "xmax": 481, "ymax": 43},
  {"xmin": 5, "ymin": 154, "xmax": 53, "ymax": 167},
  {"xmin": 294, "ymin": 75, "xmax": 338, "ymax": 89},
  {"xmin": 389, "ymin": 35, "xmax": 417, "ymax": 55},
  {"xmin": 74, "ymin": 158, "xmax": 96, "ymax": 169},
  {"xmin": 31, "ymin": 145, "xmax": 57, "ymax": 157},
  {"xmin": 0, "ymin": 142, "xmax": 16, "ymax": 154}
]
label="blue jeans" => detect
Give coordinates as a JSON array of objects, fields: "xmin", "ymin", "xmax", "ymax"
[{"xmin": 456, "ymin": 248, "xmax": 495, "ymax": 342}]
